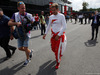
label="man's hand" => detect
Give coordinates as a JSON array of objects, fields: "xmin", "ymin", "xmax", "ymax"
[
  {"xmin": 16, "ymin": 22, "xmax": 21, "ymax": 27},
  {"xmin": 43, "ymin": 34, "xmax": 46, "ymax": 39},
  {"xmin": 10, "ymin": 35, "xmax": 14, "ymax": 40},
  {"xmin": 55, "ymin": 35, "xmax": 59, "ymax": 41}
]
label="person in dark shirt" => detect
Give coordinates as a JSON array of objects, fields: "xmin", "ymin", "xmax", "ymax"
[
  {"xmin": 74, "ymin": 14, "xmax": 78, "ymax": 24},
  {"xmin": 0, "ymin": 8, "xmax": 16, "ymax": 61},
  {"xmin": 84, "ymin": 14, "xmax": 88, "ymax": 24},
  {"xmin": 40, "ymin": 11, "xmax": 46, "ymax": 35},
  {"xmin": 90, "ymin": 11, "xmax": 100, "ymax": 40},
  {"xmin": 88, "ymin": 13, "xmax": 91, "ymax": 24}
]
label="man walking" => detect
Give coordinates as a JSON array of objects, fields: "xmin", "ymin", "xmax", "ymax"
[
  {"xmin": 43, "ymin": 3, "xmax": 67, "ymax": 69},
  {"xmin": 8, "ymin": 1, "xmax": 33, "ymax": 66},
  {"xmin": 0, "ymin": 8, "xmax": 16, "ymax": 61},
  {"xmin": 84, "ymin": 14, "xmax": 88, "ymax": 24},
  {"xmin": 80, "ymin": 14, "xmax": 84, "ymax": 24},
  {"xmin": 40, "ymin": 11, "xmax": 46, "ymax": 35},
  {"xmin": 90, "ymin": 11, "xmax": 100, "ymax": 40}
]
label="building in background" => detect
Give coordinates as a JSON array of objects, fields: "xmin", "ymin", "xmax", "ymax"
[
  {"xmin": 49, "ymin": 0, "xmax": 72, "ymax": 15},
  {"xmin": 0, "ymin": 0, "xmax": 72, "ymax": 17}
]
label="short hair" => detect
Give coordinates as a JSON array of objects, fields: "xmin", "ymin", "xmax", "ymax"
[
  {"xmin": 41, "ymin": 11, "xmax": 44, "ymax": 13},
  {"xmin": 51, "ymin": 3, "xmax": 58, "ymax": 9},
  {"xmin": 17, "ymin": 1, "xmax": 25, "ymax": 7},
  {"xmin": 0, "ymin": 8, "xmax": 3, "ymax": 11}
]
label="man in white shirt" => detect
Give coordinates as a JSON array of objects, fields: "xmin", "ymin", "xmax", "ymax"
[
  {"xmin": 43, "ymin": 3, "xmax": 67, "ymax": 69},
  {"xmin": 8, "ymin": 1, "xmax": 33, "ymax": 66}
]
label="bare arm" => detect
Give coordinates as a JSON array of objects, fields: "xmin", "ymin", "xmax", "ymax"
[
  {"xmin": 8, "ymin": 19, "xmax": 17, "ymax": 26},
  {"xmin": 10, "ymin": 26, "xmax": 14, "ymax": 33},
  {"xmin": 10, "ymin": 26, "xmax": 14, "ymax": 40},
  {"xmin": 8, "ymin": 19, "xmax": 21, "ymax": 27}
]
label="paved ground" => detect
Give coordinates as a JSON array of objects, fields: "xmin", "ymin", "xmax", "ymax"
[{"xmin": 0, "ymin": 20, "xmax": 100, "ymax": 75}]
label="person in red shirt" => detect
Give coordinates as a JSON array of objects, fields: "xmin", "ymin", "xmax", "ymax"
[{"xmin": 34, "ymin": 14, "xmax": 39, "ymax": 30}]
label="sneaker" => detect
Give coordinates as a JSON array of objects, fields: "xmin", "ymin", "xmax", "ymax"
[
  {"xmin": 29, "ymin": 50, "xmax": 33, "ymax": 60},
  {"xmin": 55, "ymin": 62, "xmax": 60, "ymax": 69},
  {"xmin": 23, "ymin": 59, "xmax": 30, "ymax": 66}
]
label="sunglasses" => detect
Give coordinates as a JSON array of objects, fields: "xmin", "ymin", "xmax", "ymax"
[{"xmin": 19, "ymin": 2, "xmax": 24, "ymax": 5}]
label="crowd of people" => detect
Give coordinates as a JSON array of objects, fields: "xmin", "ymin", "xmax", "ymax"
[
  {"xmin": 0, "ymin": 1, "xmax": 100, "ymax": 70},
  {"xmin": 65, "ymin": 11, "xmax": 100, "ymax": 40},
  {"xmin": 66, "ymin": 13, "xmax": 92, "ymax": 24},
  {"xmin": 0, "ymin": 1, "xmax": 67, "ymax": 69}
]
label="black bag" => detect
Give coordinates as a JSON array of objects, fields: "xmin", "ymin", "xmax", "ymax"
[
  {"xmin": 12, "ymin": 26, "xmax": 26, "ymax": 39},
  {"xmin": 24, "ymin": 25, "xmax": 33, "ymax": 33},
  {"xmin": 12, "ymin": 28, "xmax": 19, "ymax": 39},
  {"xmin": 13, "ymin": 15, "xmax": 34, "ymax": 39},
  {"xmin": 24, "ymin": 16, "xmax": 34, "ymax": 33}
]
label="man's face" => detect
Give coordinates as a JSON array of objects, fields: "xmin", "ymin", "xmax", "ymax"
[
  {"xmin": 92, "ymin": 13, "xmax": 94, "ymax": 16},
  {"xmin": 0, "ymin": 11, "xmax": 3, "ymax": 17},
  {"xmin": 51, "ymin": 7, "xmax": 58, "ymax": 15},
  {"xmin": 18, "ymin": 4, "xmax": 26, "ymax": 14},
  {"xmin": 95, "ymin": 11, "xmax": 98, "ymax": 15},
  {"xmin": 41, "ymin": 11, "xmax": 44, "ymax": 15}
]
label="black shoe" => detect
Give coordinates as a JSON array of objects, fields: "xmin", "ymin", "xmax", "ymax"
[
  {"xmin": 12, "ymin": 47, "xmax": 17, "ymax": 55},
  {"xmin": 41, "ymin": 33, "xmax": 43, "ymax": 35},
  {"xmin": 3, "ymin": 57, "xmax": 11, "ymax": 61},
  {"xmin": 95, "ymin": 38, "xmax": 97, "ymax": 40},
  {"xmin": 91, "ymin": 38, "xmax": 94, "ymax": 40}
]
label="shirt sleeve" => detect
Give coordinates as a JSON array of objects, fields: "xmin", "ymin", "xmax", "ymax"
[
  {"xmin": 58, "ymin": 15, "xmax": 67, "ymax": 36},
  {"xmin": 5, "ymin": 16, "xmax": 10, "ymax": 27},
  {"xmin": 6, "ymin": 16, "xmax": 10, "ymax": 23},
  {"xmin": 45, "ymin": 17, "xmax": 51, "ymax": 34},
  {"xmin": 32, "ymin": 17, "xmax": 35, "ymax": 22},
  {"xmin": 29, "ymin": 14, "xmax": 34, "ymax": 22},
  {"xmin": 11, "ymin": 13, "xmax": 15, "ymax": 20}
]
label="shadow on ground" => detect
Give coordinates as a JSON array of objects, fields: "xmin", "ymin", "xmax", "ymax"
[
  {"xmin": 0, "ymin": 61, "xmax": 24, "ymax": 75},
  {"xmin": 30, "ymin": 35, "xmax": 42, "ymax": 39},
  {"xmin": 0, "ymin": 57, "xmax": 6, "ymax": 64},
  {"xmin": 84, "ymin": 39, "xmax": 98, "ymax": 47},
  {"xmin": 36, "ymin": 60, "xmax": 57, "ymax": 75}
]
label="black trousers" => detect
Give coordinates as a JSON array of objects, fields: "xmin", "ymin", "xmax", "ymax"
[
  {"xmin": 88, "ymin": 19, "xmax": 91, "ymax": 24},
  {"xmin": 80, "ymin": 18, "xmax": 83, "ymax": 24},
  {"xmin": 0, "ymin": 37, "xmax": 16, "ymax": 57},
  {"xmin": 41, "ymin": 24, "xmax": 46, "ymax": 35},
  {"xmin": 75, "ymin": 18, "xmax": 77, "ymax": 24},
  {"xmin": 85, "ymin": 18, "xmax": 87, "ymax": 24},
  {"xmin": 91, "ymin": 25, "xmax": 99, "ymax": 39}
]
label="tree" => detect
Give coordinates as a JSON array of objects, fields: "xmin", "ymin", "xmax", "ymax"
[
  {"xmin": 82, "ymin": 2, "xmax": 89, "ymax": 11},
  {"xmin": 88, "ymin": 8, "xmax": 100, "ymax": 12}
]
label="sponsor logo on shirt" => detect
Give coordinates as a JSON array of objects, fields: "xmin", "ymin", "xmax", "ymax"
[{"xmin": 51, "ymin": 19, "xmax": 57, "ymax": 24}]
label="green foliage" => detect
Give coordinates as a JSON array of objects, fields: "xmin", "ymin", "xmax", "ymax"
[
  {"xmin": 82, "ymin": 2, "xmax": 89, "ymax": 11},
  {"xmin": 88, "ymin": 8, "xmax": 100, "ymax": 12},
  {"xmin": 79, "ymin": 1, "xmax": 100, "ymax": 12}
]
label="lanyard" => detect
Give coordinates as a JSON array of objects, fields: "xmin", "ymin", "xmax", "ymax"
[{"xmin": 19, "ymin": 13, "xmax": 26, "ymax": 23}]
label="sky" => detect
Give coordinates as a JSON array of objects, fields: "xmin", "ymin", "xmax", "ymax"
[{"xmin": 69, "ymin": 0, "xmax": 100, "ymax": 11}]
